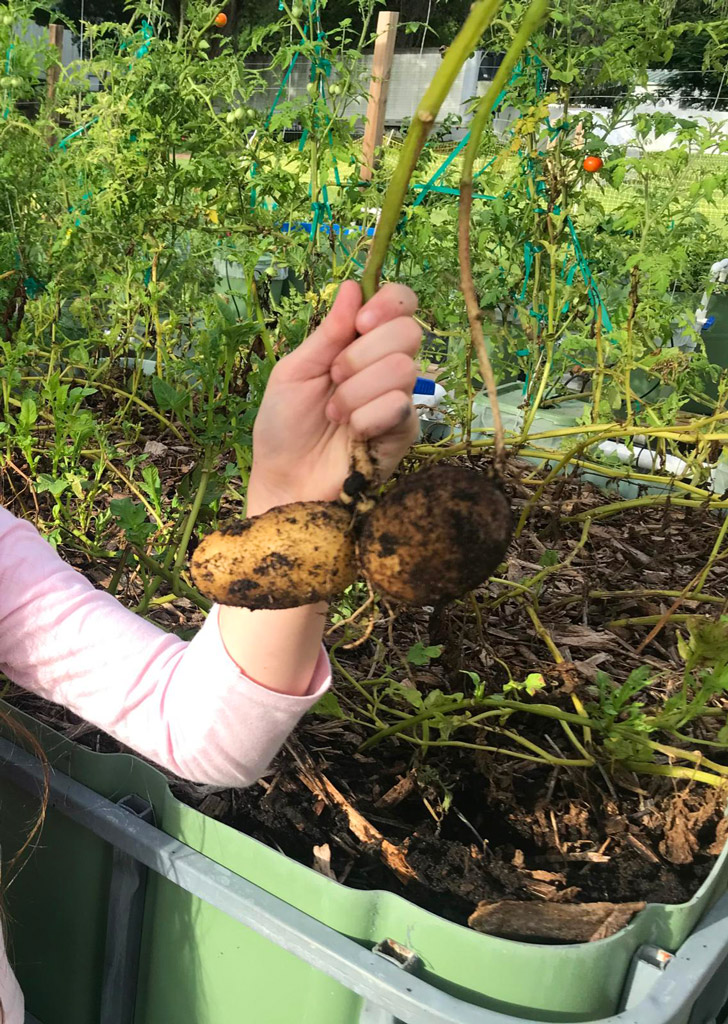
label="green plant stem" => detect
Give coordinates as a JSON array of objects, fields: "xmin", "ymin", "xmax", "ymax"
[
  {"xmin": 647, "ymin": 741, "xmax": 728, "ymax": 777},
  {"xmin": 622, "ymin": 760, "xmax": 727, "ymax": 788},
  {"xmin": 592, "ymin": 306, "xmax": 604, "ymax": 422},
  {"xmin": 396, "ymin": 734, "xmax": 592, "ymax": 766},
  {"xmin": 553, "ymin": 588, "xmax": 725, "ymax": 609},
  {"xmin": 520, "ymin": 335, "xmax": 555, "ymax": 439},
  {"xmin": 106, "ymin": 546, "xmax": 129, "ymax": 598},
  {"xmin": 330, "ymin": 646, "xmax": 390, "ymax": 726},
  {"xmin": 360, "ymin": 0, "xmax": 505, "ymax": 300},
  {"xmin": 360, "ymin": 695, "xmax": 604, "ymax": 751},
  {"xmin": 488, "ymin": 516, "xmax": 590, "ymax": 612},
  {"xmin": 527, "ymin": 452, "xmax": 712, "ymax": 500},
  {"xmin": 607, "ymin": 613, "xmax": 697, "ymax": 628},
  {"xmin": 526, "ymin": 604, "xmax": 563, "ymax": 662},
  {"xmin": 132, "ymin": 548, "xmax": 211, "ymax": 612},
  {"xmin": 499, "ymin": 725, "xmax": 569, "ymax": 762},
  {"xmin": 457, "ymin": 0, "xmax": 549, "ymax": 470},
  {"xmin": 668, "ymin": 729, "xmax": 728, "ymax": 750},
  {"xmin": 415, "ymin": 410, "xmax": 728, "ymax": 455},
  {"xmin": 173, "ymin": 456, "xmax": 213, "ymax": 575},
  {"xmin": 514, "ymin": 427, "xmax": 617, "ymax": 536},
  {"xmin": 693, "ymin": 512, "xmax": 728, "ymax": 596},
  {"xmin": 563, "ymin": 494, "xmax": 728, "ymax": 523},
  {"xmin": 561, "ymin": 720, "xmax": 594, "ymax": 761}
]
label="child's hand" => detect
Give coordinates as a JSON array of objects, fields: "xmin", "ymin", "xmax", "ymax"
[{"xmin": 247, "ymin": 281, "xmax": 421, "ymax": 516}]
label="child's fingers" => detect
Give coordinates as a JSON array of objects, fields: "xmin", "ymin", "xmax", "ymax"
[
  {"xmin": 276, "ymin": 280, "xmax": 362, "ymax": 381},
  {"xmin": 355, "ymin": 283, "xmax": 418, "ymax": 335},
  {"xmin": 325, "ymin": 352, "xmax": 416, "ymax": 424},
  {"xmin": 349, "ymin": 391, "xmax": 418, "ymax": 442},
  {"xmin": 330, "ymin": 316, "xmax": 422, "ymax": 384}
]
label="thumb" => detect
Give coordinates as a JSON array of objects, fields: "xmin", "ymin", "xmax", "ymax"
[{"xmin": 279, "ymin": 280, "xmax": 362, "ymax": 381}]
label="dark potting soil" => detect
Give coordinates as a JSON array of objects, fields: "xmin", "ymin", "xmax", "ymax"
[
  {"xmin": 3, "ymin": 455, "xmax": 728, "ymax": 938},
  {"xmin": 167, "ymin": 726, "xmax": 726, "ymax": 930}
]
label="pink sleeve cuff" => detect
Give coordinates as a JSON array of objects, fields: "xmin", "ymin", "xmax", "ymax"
[{"xmin": 208, "ymin": 603, "xmax": 331, "ymax": 703}]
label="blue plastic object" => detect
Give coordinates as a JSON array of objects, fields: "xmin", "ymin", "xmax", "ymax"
[
  {"xmin": 414, "ymin": 377, "xmax": 436, "ymax": 396},
  {"xmin": 703, "ymin": 316, "xmax": 716, "ymax": 331}
]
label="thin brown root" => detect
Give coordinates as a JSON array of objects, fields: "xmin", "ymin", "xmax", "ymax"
[
  {"xmin": 326, "ymin": 590, "xmax": 375, "ymax": 637},
  {"xmin": 343, "ymin": 605, "xmax": 377, "ymax": 649},
  {"xmin": 458, "ymin": 180, "xmax": 505, "ymax": 472},
  {"xmin": 634, "ymin": 581, "xmax": 699, "ymax": 656}
]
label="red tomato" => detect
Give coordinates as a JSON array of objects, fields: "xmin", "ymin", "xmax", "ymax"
[
  {"xmin": 583, "ymin": 155, "xmax": 603, "ymax": 173},
  {"xmin": 214, "ymin": 12, "xmax": 228, "ymax": 26}
]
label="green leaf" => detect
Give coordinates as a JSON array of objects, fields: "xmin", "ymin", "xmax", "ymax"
[
  {"xmin": 140, "ymin": 465, "xmax": 162, "ymax": 504},
  {"xmin": 407, "ymin": 642, "xmax": 443, "ymax": 666},
  {"xmin": 524, "ymin": 672, "xmax": 546, "ymax": 695},
  {"xmin": 611, "ymin": 163, "xmax": 627, "ymax": 190},
  {"xmin": 110, "ymin": 498, "xmax": 155, "ymax": 544},
  {"xmin": 539, "ymin": 549, "xmax": 559, "ymax": 567},
  {"xmin": 314, "ymin": 693, "xmax": 345, "ymax": 719},
  {"xmin": 703, "ymin": 175, "xmax": 718, "ymax": 202},
  {"xmin": 35, "ymin": 474, "xmax": 69, "ymax": 498},
  {"xmin": 214, "ymin": 293, "xmax": 240, "ymax": 323},
  {"xmin": 504, "ymin": 673, "xmax": 546, "ymax": 696},
  {"xmin": 152, "ymin": 376, "xmax": 187, "ymax": 413},
  {"xmin": 18, "ymin": 397, "xmax": 37, "ymax": 433}
]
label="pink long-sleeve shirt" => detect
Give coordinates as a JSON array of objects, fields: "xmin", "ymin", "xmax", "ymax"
[{"xmin": 0, "ymin": 505, "xmax": 330, "ymax": 1023}]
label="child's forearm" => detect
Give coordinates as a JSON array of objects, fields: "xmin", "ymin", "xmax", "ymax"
[{"xmin": 217, "ymin": 602, "xmax": 326, "ymax": 696}]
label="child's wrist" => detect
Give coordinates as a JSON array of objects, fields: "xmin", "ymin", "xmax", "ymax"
[
  {"xmin": 247, "ymin": 469, "xmax": 338, "ymax": 516},
  {"xmin": 246, "ymin": 477, "xmax": 291, "ymax": 518}
]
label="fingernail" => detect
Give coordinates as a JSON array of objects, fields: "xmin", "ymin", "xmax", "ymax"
[
  {"xmin": 326, "ymin": 401, "xmax": 342, "ymax": 423},
  {"xmin": 330, "ymin": 363, "xmax": 345, "ymax": 384},
  {"xmin": 357, "ymin": 309, "xmax": 376, "ymax": 332}
]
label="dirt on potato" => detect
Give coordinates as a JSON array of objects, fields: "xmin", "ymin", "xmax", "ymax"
[
  {"xmin": 359, "ymin": 466, "xmax": 513, "ymax": 604},
  {"xmin": 191, "ymin": 501, "xmax": 357, "ymax": 609}
]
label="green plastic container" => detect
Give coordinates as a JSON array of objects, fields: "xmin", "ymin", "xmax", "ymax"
[
  {"xmin": 1, "ymin": 708, "xmax": 727, "ymax": 1024},
  {"xmin": 693, "ymin": 291, "xmax": 728, "ymax": 413}
]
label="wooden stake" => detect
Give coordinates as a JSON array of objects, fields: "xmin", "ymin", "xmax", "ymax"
[
  {"xmin": 47, "ymin": 24, "xmax": 63, "ymax": 104},
  {"xmin": 361, "ymin": 11, "xmax": 399, "ymax": 183},
  {"xmin": 47, "ymin": 23, "xmax": 64, "ymax": 145}
]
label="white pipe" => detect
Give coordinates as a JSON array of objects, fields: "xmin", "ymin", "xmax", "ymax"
[{"xmin": 597, "ymin": 440, "xmax": 690, "ymax": 478}]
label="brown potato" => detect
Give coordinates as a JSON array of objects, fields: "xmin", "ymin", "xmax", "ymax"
[
  {"xmin": 359, "ymin": 466, "xmax": 512, "ymax": 604},
  {"xmin": 191, "ymin": 502, "xmax": 357, "ymax": 609}
]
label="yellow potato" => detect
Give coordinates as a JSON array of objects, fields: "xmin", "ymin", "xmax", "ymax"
[
  {"xmin": 191, "ymin": 501, "xmax": 358, "ymax": 609},
  {"xmin": 359, "ymin": 466, "xmax": 512, "ymax": 604}
]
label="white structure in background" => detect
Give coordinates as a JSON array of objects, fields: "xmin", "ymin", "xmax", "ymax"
[
  {"xmin": 22, "ymin": 21, "xmax": 101, "ymax": 90},
  {"xmin": 21, "ymin": 24, "xmax": 728, "ymax": 141},
  {"xmin": 246, "ymin": 48, "xmax": 481, "ymax": 129},
  {"xmin": 23, "ymin": 20, "xmax": 81, "ymax": 66},
  {"xmin": 697, "ymin": 259, "xmax": 728, "ymax": 329}
]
